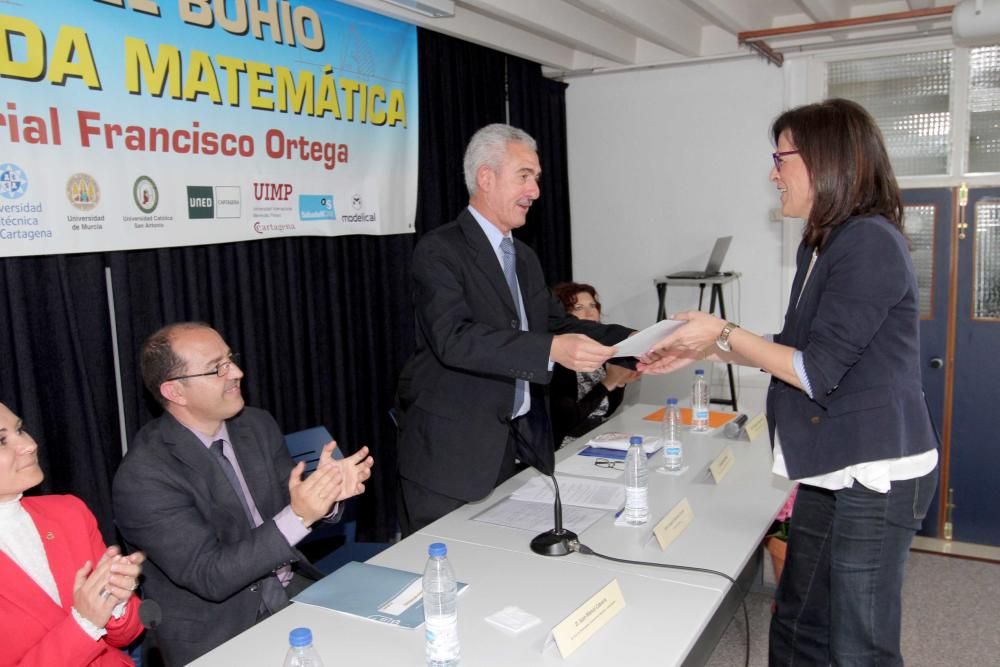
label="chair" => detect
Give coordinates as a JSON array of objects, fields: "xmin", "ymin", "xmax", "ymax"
[{"xmin": 283, "ymin": 426, "xmax": 390, "ymax": 574}]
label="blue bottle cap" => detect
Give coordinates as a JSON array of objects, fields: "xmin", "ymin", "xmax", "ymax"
[
  {"xmin": 629, "ymin": 436, "xmax": 643, "ymax": 445},
  {"xmin": 428, "ymin": 542, "xmax": 447, "ymax": 557},
  {"xmin": 289, "ymin": 627, "xmax": 313, "ymax": 647},
  {"xmin": 667, "ymin": 397, "xmax": 678, "ymax": 405},
  {"xmin": 695, "ymin": 369, "xmax": 705, "ymax": 375}
]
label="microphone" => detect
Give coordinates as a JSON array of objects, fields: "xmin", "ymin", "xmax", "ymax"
[
  {"xmin": 506, "ymin": 416, "xmax": 578, "ymax": 557},
  {"xmin": 139, "ymin": 599, "xmax": 162, "ymax": 660},
  {"xmin": 724, "ymin": 413, "xmax": 748, "ymax": 439}
]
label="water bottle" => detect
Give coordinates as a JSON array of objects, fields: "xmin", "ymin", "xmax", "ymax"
[
  {"xmin": 661, "ymin": 398, "xmax": 684, "ymax": 471},
  {"xmin": 624, "ymin": 436, "xmax": 649, "ymax": 525},
  {"xmin": 423, "ymin": 542, "xmax": 460, "ymax": 667},
  {"xmin": 692, "ymin": 369, "xmax": 710, "ymax": 432},
  {"xmin": 283, "ymin": 627, "xmax": 324, "ymax": 667}
]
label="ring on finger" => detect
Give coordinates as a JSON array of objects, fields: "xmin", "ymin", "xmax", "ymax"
[{"xmin": 99, "ymin": 587, "xmax": 111, "ymax": 600}]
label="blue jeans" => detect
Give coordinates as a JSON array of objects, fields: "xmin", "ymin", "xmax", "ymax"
[{"xmin": 769, "ymin": 467, "xmax": 937, "ymax": 666}]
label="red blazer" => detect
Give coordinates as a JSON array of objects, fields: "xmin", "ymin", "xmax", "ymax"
[{"xmin": 0, "ymin": 495, "xmax": 142, "ymax": 667}]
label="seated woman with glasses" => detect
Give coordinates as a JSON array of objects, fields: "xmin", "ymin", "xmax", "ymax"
[
  {"xmin": 0, "ymin": 401, "xmax": 145, "ymax": 666},
  {"xmin": 550, "ymin": 283, "xmax": 640, "ymax": 448}
]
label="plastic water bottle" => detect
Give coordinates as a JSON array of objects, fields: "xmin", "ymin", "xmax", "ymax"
[
  {"xmin": 661, "ymin": 398, "xmax": 684, "ymax": 471},
  {"xmin": 423, "ymin": 542, "xmax": 460, "ymax": 667},
  {"xmin": 283, "ymin": 627, "xmax": 324, "ymax": 667},
  {"xmin": 624, "ymin": 436, "xmax": 649, "ymax": 525},
  {"xmin": 692, "ymin": 369, "xmax": 710, "ymax": 432}
]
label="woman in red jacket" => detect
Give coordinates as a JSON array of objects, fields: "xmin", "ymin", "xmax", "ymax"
[{"xmin": 0, "ymin": 402, "xmax": 145, "ymax": 666}]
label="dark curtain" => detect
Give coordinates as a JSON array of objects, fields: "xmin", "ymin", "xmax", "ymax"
[
  {"xmin": 508, "ymin": 56, "xmax": 575, "ymax": 284},
  {"xmin": 0, "ymin": 29, "xmax": 575, "ymax": 545},
  {"xmin": 0, "ymin": 254, "xmax": 123, "ymax": 542},
  {"xmin": 414, "ymin": 28, "xmax": 507, "ymax": 235}
]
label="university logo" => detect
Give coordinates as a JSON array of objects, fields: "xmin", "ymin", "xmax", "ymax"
[
  {"xmin": 253, "ymin": 182, "xmax": 293, "ymax": 201},
  {"xmin": 0, "ymin": 163, "xmax": 28, "ymax": 200},
  {"xmin": 133, "ymin": 176, "xmax": 158, "ymax": 214},
  {"xmin": 66, "ymin": 173, "xmax": 100, "ymax": 211},
  {"xmin": 187, "ymin": 185, "xmax": 241, "ymax": 219}
]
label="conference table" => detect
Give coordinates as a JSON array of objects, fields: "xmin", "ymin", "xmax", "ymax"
[{"xmin": 191, "ymin": 403, "xmax": 793, "ymax": 666}]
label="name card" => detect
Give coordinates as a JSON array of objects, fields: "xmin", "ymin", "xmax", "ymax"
[
  {"xmin": 744, "ymin": 413, "xmax": 768, "ymax": 442},
  {"xmin": 653, "ymin": 497, "xmax": 694, "ymax": 551},
  {"xmin": 709, "ymin": 446, "xmax": 735, "ymax": 483},
  {"xmin": 550, "ymin": 579, "xmax": 626, "ymax": 658}
]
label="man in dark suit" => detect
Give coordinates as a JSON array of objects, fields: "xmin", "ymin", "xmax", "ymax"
[
  {"xmin": 113, "ymin": 323, "xmax": 373, "ymax": 665},
  {"xmin": 396, "ymin": 123, "xmax": 634, "ymax": 536}
]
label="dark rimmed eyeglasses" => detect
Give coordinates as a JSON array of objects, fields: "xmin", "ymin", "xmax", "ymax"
[
  {"xmin": 772, "ymin": 150, "xmax": 800, "ymax": 171},
  {"xmin": 165, "ymin": 352, "xmax": 241, "ymax": 382},
  {"xmin": 594, "ymin": 458, "xmax": 624, "ymax": 470}
]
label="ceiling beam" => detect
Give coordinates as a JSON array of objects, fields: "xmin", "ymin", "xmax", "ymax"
[{"xmin": 566, "ymin": 0, "xmax": 704, "ymax": 56}]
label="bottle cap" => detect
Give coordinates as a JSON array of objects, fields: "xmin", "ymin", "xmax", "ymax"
[
  {"xmin": 629, "ymin": 436, "xmax": 643, "ymax": 445},
  {"xmin": 695, "ymin": 369, "xmax": 705, "ymax": 375},
  {"xmin": 667, "ymin": 397, "xmax": 678, "ymax": 405},
  {"xmin": 289, "ymin": 627, "xmax": 313, "ymax": 647},
  {"xmin": 428, "ymin": 542, "xmax": 447, "ymax": 557}
]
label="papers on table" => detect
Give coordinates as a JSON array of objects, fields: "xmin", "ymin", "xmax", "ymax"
[
  {"xmin": 510, "ymin": 474, "xmax": 623, "ymax": 510},
  {"xmin": 583, "ymin": 432, "xmax": 662, "ymax": 454},
  {"xmin": 611, "ymin": 319, "xmax": 686, "ymax": 358},
  {"xmin": 472, "ymin": 497, "xmax": 606, "ymax": 535}
]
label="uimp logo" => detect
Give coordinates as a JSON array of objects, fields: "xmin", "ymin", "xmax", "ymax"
[
  {"xmin": 66, "ymin": 173, "xmax": 100, "ymax": 211},
  {"xmin": 253, "ymin": 182, "xmax": 293, "ymax": 201},
  {"xmin": 133, "ymin": 176, "xmax": 158, "ymax": 214},
  {"xmin": 0, "ymin": 163, "xmax": 28, "ymax": 200}
]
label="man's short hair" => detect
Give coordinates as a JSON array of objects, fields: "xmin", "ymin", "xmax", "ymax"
[
  {"xmin": 463, "ymin": 123, "xmax": 537, "ymax": 197},
  {"xmin": 141, "ymin": 322, "xmax": 211, "ymax": 406}
]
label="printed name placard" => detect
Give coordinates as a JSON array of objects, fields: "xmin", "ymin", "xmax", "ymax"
[
  {"xmin": 709, "ymin": 446, "xmax": 736, "ymax": 483},
  {"xmin": 550, "ymin": 579, "xmax": 626, "ymax": 658},
  {"xmin": 653, "ymin": 497, "xmax": 694, "ymax": 551},
  {"xmin": 744, "ymin": 413, "xmax": 768, "ymax": 442}
]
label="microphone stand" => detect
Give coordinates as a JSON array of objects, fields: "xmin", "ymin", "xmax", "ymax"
[{"xmin": 530, "ymin": 472, "xmax": 578, "ymax": 557}]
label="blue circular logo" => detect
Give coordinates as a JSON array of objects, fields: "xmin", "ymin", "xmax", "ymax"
[{"xmin": 0, "ymin": 163, "xmax": 28, "ymax": 200}]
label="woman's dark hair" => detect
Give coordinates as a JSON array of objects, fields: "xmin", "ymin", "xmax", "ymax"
[
  {"xmin": 552, "ymin": 282, "xmax": 601, "ymax": 314},
  {"xmin": 771, "ymin": 98, "xmax": 904, "ymax": 250}
]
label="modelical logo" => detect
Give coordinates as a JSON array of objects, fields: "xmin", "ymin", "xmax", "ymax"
[
  {"xmin": 133, "ymin": 176, "xmax": 159, "ymax": 214},
  {"xmin": 0, "ymin": 163, "xmax": 28, "ymax": 200},
  {"xmin": 66, "ymin": 173, "xmax": 100, "ymax": 211},
  {"xmin": 299, "ymin": 194, "xmax": 336, "ymax": 222},
  {"xmin": 351, "ymin": 193, "xmax": 362, "ymax": 210}
]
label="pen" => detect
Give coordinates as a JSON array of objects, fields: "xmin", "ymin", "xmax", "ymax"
[{"xmin": 614, "ymin": 505, "xmax": 625, "ymax": 519}]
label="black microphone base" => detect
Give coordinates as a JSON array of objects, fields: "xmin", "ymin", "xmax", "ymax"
[{"xmin": 530, "ymin": 529, "xmax": 578, "ymax": 557}]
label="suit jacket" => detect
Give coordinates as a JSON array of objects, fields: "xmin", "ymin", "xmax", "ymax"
[
  {"xmin": 0, "ymin": 495, "xmax": 142, "ymax": 667},
  {"xmin": 550, "ymin": 363, "xmax": 626, "ymax": 446},
  {"xmin": 397, "ymin": 210, "xmax": 633, "ymax": 500},
  {"xmin": 112, "ymin": 407, "xmax": 324, "ymax": 666},
  {"xmin": 767, "ymin": 215, "xmax": 938, "ymax": 478}
]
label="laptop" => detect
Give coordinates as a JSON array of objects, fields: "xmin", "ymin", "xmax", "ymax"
[{"xmin": 667, "ymin": 236, "xmax": 733, "ymax": 279}]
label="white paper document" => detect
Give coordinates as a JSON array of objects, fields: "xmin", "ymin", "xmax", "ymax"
[
  {"xmin": 611, "ymin": 319, "xmax": 686, "ymax": 358},
  {"xmin": 510, "ymin": 475, "xmax": 623, "ymax": 510},
  {"xmin": 472, "ymin": 497, "xmax": 606, "ymax": 534},
  {"xmin": 584, "ymin": 432, "xmax": 662, "ymax": 454}
]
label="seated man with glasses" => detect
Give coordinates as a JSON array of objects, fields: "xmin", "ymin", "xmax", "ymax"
[{"xmin": 112, "ymin": 322, "xmax": 373, "ymax": 666}]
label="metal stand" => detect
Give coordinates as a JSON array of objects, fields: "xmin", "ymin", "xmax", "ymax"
[{"xmin": 654, "ymin": 273, "xmax": 741, "ymax": 411}]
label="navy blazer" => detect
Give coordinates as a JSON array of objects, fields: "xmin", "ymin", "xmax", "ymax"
[
  {"xmin": 767, "ymin": 215, "xmax": 938, "ymax": 479},
  {"xmin": 396, "ymin": 210, "xmax": 633, "ymax": 501}
]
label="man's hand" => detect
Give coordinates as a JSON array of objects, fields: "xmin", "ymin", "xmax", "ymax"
[
  {"xmin": 550, "ymin": 334, "xmax": 617, "ymax": 372},
  {"xmin": 322, "ymin": 443, "xmax": 374, "ymax": 502},
  {"xmin": 288, "ymin": 442, "xmax": 347, "ymax": 527}
]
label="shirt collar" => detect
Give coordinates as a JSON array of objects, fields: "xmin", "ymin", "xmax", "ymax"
[{"xmin": 468, "ymin": 205, "xmax": 510, "ymax": 254}]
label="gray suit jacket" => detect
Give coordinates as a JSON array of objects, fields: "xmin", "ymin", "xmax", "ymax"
[
  {"xmin": 113, "ymin": 407, "xmax": 323, "ymax": 666},
  {"xmin": 397, "ymin": 210, "xmax": 632, "ymax": 501}
]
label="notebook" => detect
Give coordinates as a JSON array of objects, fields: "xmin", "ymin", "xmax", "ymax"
[{"xmin": 667, "ymin": 236, "xmax": 733, "ymax": 279}]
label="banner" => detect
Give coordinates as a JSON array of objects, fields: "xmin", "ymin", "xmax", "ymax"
[{"xmin": 0, "ymin": 0, "xmax": 418, "ymax": 258}]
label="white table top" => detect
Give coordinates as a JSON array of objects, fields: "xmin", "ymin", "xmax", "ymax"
[{"xmin": 191, "ymin": 404, "xmax": 792, "ymax": 667}]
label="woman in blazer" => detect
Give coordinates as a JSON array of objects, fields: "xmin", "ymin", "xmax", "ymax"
[
  {"xmin": 640, "ymin": 99, "xmax": 938, "ymax": 666},
  {"xmin": 0, "ymin": 401, "xmax": 144, "ymax": 666}
]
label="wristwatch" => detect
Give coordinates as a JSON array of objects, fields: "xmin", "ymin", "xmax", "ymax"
[{"xmin": 716, "ymin": 321, "xmax": 740, "ymax": 352}]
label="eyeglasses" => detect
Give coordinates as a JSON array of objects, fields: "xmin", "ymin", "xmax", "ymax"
[
  {"xmin": 772, "ymin": 150, "xmax": 800, "ymax": 171},
  {"xmin": 165, "ymin": 352, "xmax": 241, "ymax": 382},
  {"xmin": 594, "ymin": 458, "xmax": 623, "ymax": 470}
]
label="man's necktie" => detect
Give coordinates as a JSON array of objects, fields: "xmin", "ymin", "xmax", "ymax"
[
  {"xmin": 500, "ymin": 237, "xmax": 527, "ymax": 416},
  {"xmin": 211, "ymin": 440, "xmax": 289, "ymax": 615}
]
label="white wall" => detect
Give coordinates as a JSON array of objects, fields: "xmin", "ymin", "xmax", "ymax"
[{"xmin": 564, "ymin": 57, "xmax": 794, "ymax": 393}]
